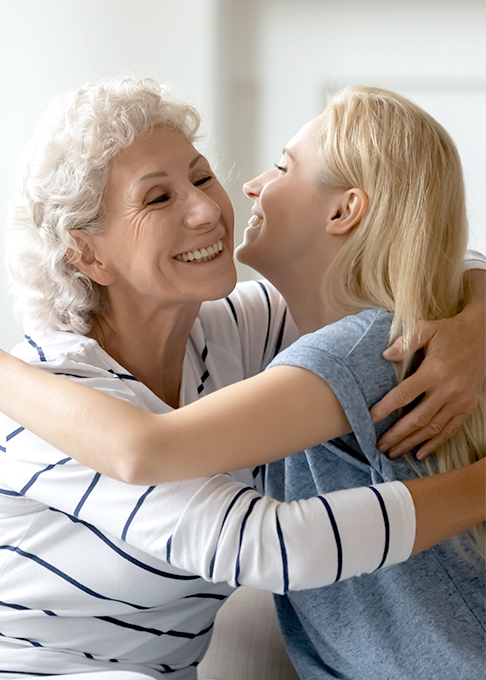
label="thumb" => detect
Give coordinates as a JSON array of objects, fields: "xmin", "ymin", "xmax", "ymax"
[{"xmin": 383, "ymin": 321, "xmax": 437, "ymax": 362}]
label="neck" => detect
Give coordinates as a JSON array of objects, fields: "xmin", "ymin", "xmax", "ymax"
[
  {"xmin": 265, "ymin": 263, "xmax": 349, "ymax": 336},
  {"xmin": 89, "ymin": 299, "xmax": 200, "ymax": 409}
]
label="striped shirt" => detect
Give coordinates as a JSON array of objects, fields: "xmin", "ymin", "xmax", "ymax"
[{"xmin": 0, "ymin": 281, "xmax": 415, "ymax": 679}]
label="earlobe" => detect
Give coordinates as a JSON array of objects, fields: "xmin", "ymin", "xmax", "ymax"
[
  {"xmin": 67, "ymin": 230, "xmax": 115, "ymax": 286},
  {"xmin": 326, "ymin": 189, "xmax": 368, "ymax": 235}
]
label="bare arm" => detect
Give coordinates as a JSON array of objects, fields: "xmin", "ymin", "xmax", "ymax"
[
  {"xmin": 370, "ymin": 268, "xmax": 486, "ymax": 458},
  {"xmin": 405, "ymin": 457, "xmax": 485, "ymax": 554},
  {"xmin": 0, "ymin": 349, "xmax": 350, "ymax": 482},
  {"xmin": 0, "ymin": 347, "xmax": 484, "ymax": 561}
]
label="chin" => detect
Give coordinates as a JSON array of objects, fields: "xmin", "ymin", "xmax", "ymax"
[
  {"xmin": 206, "ymin": 266, "xmax": 238, "ymax": 301},
  {"xmin": 236, "ymin": 240, "xmax": 257, "ymax": 268},
  {"xmin": 235, "ymin": 242, "xmax": 267, "ymax": 278}
]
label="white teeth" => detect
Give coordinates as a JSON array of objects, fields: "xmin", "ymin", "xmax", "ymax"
[
  {"xmin": 175, "ymin": 239, "xmax": 224, "ymax": 263},
  {"xmin": 248, "ymin": 215, "xmax": 263, "ymax": 227}
]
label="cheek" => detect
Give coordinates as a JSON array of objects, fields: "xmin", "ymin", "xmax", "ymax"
[
  {"xmin": 219, "ymin": 204, "xmax": 235, "ymax": 246},
  {"xmin": 260, "ymin": 182, "xmax": 295, "ymax": 229}
]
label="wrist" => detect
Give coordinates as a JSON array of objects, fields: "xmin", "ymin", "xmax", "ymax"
[{"xmin": 463, "ymin": 270, "xmax": 486, "ymax": 316}]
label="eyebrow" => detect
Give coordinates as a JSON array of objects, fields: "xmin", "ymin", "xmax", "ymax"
[
  {"xmin": 189, "ymin": 153, "xmax": 203, "ymax": 168},
  {"xmin": 282, "ymin": 148, "xmax": 296, "ymax": 161},
  {"xmin": 138, "ymin": 171, "xmax": 168, "ymax": 182},
  {"xmin": 138, "ymin": 154, "xmax": 204, "ymax": 183}
]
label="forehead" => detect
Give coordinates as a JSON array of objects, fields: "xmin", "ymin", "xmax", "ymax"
[
  {"xmin": 284, "ymin": 114, "xmax": 325, "ymax": 158},
  {"xmin": 109, "ymin": 125, "xmax": 197, "ymax": 184}
]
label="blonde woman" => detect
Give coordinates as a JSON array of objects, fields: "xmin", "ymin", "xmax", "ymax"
[{"xmin": 0, "ymin": 85, "xmax": 485, "ymax": 679}]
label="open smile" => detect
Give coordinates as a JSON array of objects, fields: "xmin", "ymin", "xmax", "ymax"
[
  {"xmin": 174, "ymin": 239, "xmax": 224, "ymax": 263},
  {"xmin": 247, "ymin": 215, "xmax": 263, "ymax": 229}
]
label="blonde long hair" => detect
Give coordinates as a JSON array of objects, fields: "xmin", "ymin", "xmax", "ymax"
[{"xmin": 319, "ymin": 86, "xmax": 485, "ymax": 557}]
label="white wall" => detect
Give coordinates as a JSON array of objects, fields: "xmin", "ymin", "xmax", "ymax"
[{"xmin": 0, "ymin": 0, "xmax": 218, "ymax": 351}]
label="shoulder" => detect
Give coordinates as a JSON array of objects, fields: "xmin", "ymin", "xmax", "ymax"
[
  {"xmin": 314, "ymin": 308, "xmax": 392, "ymax": 358},
  {"xmin": 464, "ymin": 249, "xmax": 486, "ymax": 271},
  {"xmin": 270, "ymin": 308, "xmax": 396, "ymax": 410},
  {"xmin": 272, "ymin": 308, "xmax": 392, "ymax": 368},
  {"xmin": 12, "ymin": 328, "xmax": 104, "ymax": 372},
  {"xmin": 11, "ymin": 328, "xmax": 163, "ymax": 411}
]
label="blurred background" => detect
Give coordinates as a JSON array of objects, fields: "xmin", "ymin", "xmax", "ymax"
[{"xmin": 1, "ymin": 0, "xmax": 485, "ymax": 351}]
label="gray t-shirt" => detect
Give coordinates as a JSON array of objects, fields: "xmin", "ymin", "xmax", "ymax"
[{"xmin": 267, "ymin": 307, "xmax": 485, "ymax": 680}]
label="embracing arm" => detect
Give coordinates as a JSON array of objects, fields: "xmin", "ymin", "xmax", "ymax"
[
  {"xmin": 0, "ymin": 349, "xmax": 350, "ymax": 482},
  {"xmin": 371, "ymin": 266, "xmax": 486, "ymax": 458},
  {"xmin": 0, "ymin": 347, "xmax": 484, "ymax": 564}
]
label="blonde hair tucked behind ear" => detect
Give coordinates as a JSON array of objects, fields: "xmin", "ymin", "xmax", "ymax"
[{"xmin": 319, "ymin": 86, "xmax": 485, "ymax": 557}]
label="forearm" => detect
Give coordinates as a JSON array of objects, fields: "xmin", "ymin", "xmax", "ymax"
[
  {"xmin": 3, "ymin": 347, "xmax": 483, "ymax": 591},
  {"xmin": 0, "ymin": 350, "xmax": 350, "ymax": 484},
  {"xmin": 166, "ymin": 477, "xmax": 416, "ymax": 591},
  {"xmin": 463, "ymin": 267, "xmax": 486, "ymax": 318},
  {"xmin": 405, "ymin": 457, "xmax": 485, "ymax": 555},
  {"xmin": 165, "ymin": 463, "xmax": 485, "ymax": 589},
  {"xmin": 0, "ymin": 349, "xmax": 153, "ymax": 481},
  {"xmin": 3, "ymin": 410, "xmax": 415, "ymax": 594}
]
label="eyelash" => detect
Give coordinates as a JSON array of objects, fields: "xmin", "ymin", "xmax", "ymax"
[
  {"xmin": 274, "ymin": 163, "xmax": 287, "ymax": 173},
  {"xmin": 147, "ymin": 193, "xmax": 170, "ymax": 206},
  {"xmin": 146, "ymin": 175, "xmax": 213, "ymax": 206},
  {"xmin": 194, "ymin": 174, "xmax": 213, "ymax": 187}
]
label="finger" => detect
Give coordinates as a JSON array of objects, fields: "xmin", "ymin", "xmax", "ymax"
[
  {"xmin": 370, "ymin": 371, "xmax": 434, "ymax": 423},
  {"xmin": 382, "ymin": 321, "xmax": 437, "ymax": 362},
  {"xmin": 415, "ymin": 414, "xmax": 468, "ymax": 460},
  {"xmin": 376, "ymin": 395, "xmax": 446, "ymax": 453},
  {"xmin": 385, "ymin": 407, "xmax": 467, "ymax": 460},
  {"xmin": 382, "ymin": 335, "xmax": 409, "ymax": 362}
]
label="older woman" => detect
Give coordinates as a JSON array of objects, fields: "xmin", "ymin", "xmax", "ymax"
[{"xmin": 0, "ymin": 77, "xmax": 485, "ymax": 679}]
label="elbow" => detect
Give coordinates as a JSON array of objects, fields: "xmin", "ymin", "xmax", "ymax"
[
  {"xmin": 119, "ymin": 414, "xmax": 181, "ymax": 486},
  {"xmin": 115, "ymin": 411, "xmax": 191, "ymax": 486},
  {"xmin": 116, "ymin": 455, "xmax": 149, "ymax": 486},
  {"xmin": 115, "ymin": 419, "xmax": 162, "ymax": 486}
]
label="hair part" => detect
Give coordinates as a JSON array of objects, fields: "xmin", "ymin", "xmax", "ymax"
[
  {"xmin": 317, "ymin": 85, "xmax": 484, "ymax": 557},
  {"xmin": 6, "ymin": 76, "xmax": 202, "ymax": 334}
]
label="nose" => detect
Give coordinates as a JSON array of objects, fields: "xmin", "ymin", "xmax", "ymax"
[
  {"xmin": 183, "ymin": 185, "xmax": 221, "ymax": 230},
  {"xmin": 243, "ymin": 168, "xmax": 274, "ymax": 200}
]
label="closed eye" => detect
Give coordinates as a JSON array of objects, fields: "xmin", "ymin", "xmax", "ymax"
[
  {"xmin": 274, "ymin": 163, "xmax": 287, "ymax": 173},
  {"xmin": 147, "ymin": 193, "xmax": 170, "ymax": 205},
  {"xmin": 194, "ymin": 175, "xmax": 213, "ymax": 187}
]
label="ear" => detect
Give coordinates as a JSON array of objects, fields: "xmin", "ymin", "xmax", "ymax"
[
  {"xmin": 66, "ymin": 230, "xmax": 116, "ymax": 286},
  {"xmin": 325, "ymin": 189, "xmax": 368, "ymax": 235}
]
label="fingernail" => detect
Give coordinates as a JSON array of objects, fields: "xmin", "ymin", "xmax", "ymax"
[
  {"xmin": 384, "ymin": 347, "xmax": 399, "ymax": 359},
  {"xmin": 377, "ymin": 443, "xmax": 389, "ymax": 453}
]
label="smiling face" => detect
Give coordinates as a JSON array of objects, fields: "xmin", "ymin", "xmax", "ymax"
[
  {"xmin": 237, "ymin": 113, "xmax": 370, "ymax": 332},
  {"xmin": 77, "ymin": 125, "xmax": 236, "ymax": 314},
  {"xmin": 237, "ymin": 114, "xmax": 342, "ymax": 289}
]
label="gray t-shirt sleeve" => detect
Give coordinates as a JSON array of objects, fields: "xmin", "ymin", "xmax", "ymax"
[{"xmin": 268, "ymin": 308, "xmax": 399, "ymax": 481}]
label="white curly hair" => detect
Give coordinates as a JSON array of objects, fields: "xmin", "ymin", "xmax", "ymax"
[{"xmin": 5, "ymin": 76, "xmax": 202, "ymax": 334}]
